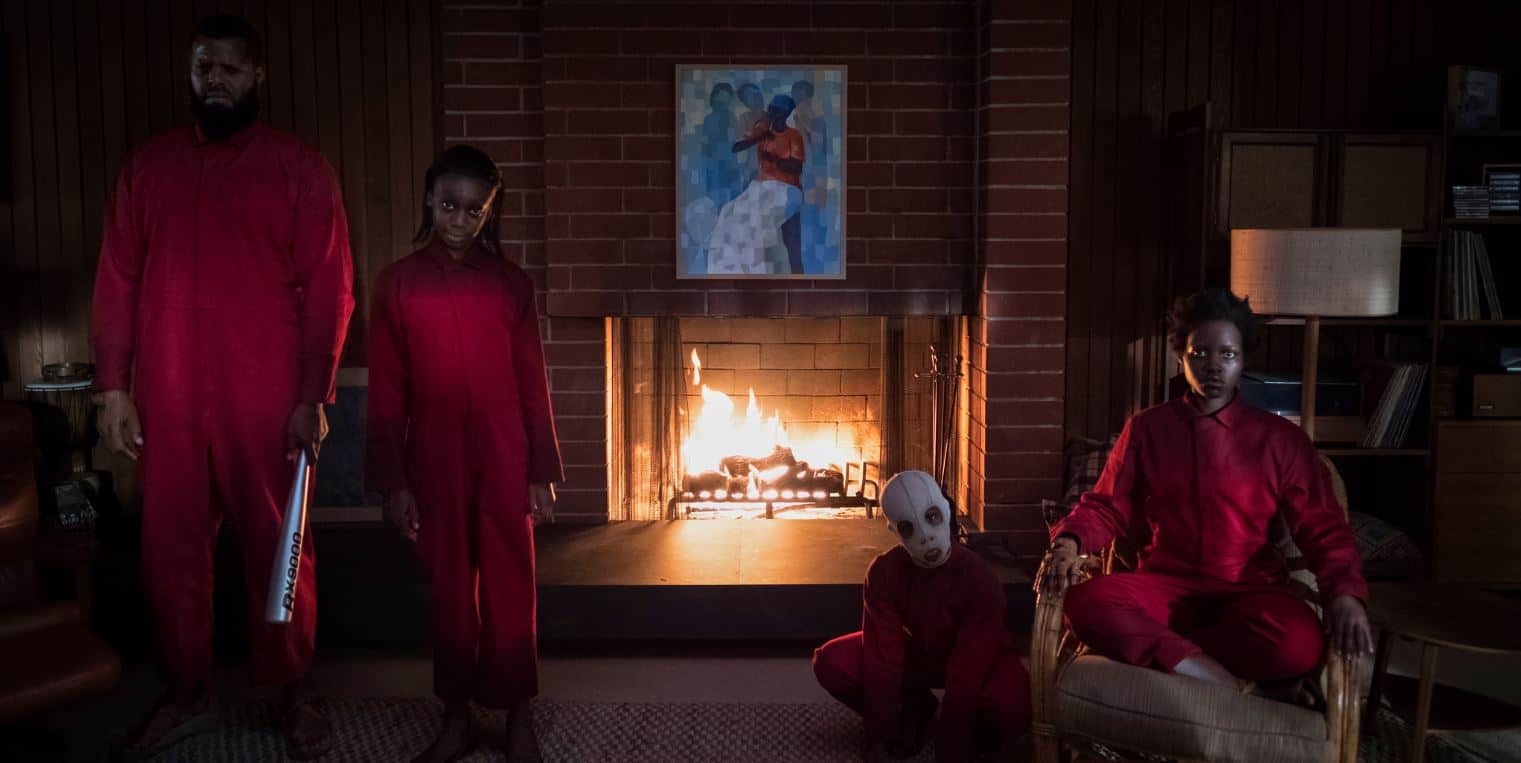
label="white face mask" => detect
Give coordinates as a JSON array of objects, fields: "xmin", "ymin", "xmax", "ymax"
[{"xmin": 882, "ymin": 470, "xmax": 953, "ymax": 569}]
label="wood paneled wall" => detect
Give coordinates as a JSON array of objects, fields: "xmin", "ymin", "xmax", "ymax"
[
  {"xmin": 1, "ymin": 0, "xmax": 438, "ymax": 398},
  {"xmin": 1066, "ymin": 0, "xmax": 1460, "ymax": 440}
]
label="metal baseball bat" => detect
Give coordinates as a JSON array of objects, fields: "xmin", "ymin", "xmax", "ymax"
[{"xmin": 265, "ymin": 448, "xmax": 314, "ymax": 624}]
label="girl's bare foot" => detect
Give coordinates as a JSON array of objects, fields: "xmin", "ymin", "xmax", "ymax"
[
  {"xmin": 505, "ymin": 701, "xmax": 543, "ymax": 763},
  {"xmin": 412, "ymin": 701, "xmax": 475, "ymax": 763}
]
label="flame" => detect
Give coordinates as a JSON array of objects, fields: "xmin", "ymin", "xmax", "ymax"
[{"xmin": 681, "ymin": 350, "xmax": 851, "ymax": 477}]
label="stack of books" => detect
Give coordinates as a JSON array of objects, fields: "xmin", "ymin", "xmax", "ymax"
[
  {"xmin": 1360, "ymin": 363, "xmax": 1428, "ymax": 449},
  {"xmin": 1453, "ymin": 185, "xmax": 1491, "ymax": 218},
  {"xmin": 1445, "ymin": 231, "xmax": 1505, "ymax": 320},
  {"xmin": 1488, "ymin": 170, "xmax": 1521, "ymax": 214}
]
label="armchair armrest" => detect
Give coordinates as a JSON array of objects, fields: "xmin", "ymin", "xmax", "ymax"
[
  {"xmin": 1030, "ymin": 545, "xmax": 1107, "ymax": 763},
  {"xmin": 1324, "ymin": 646, "xmax": 1367, "ymax": 763},
  {"xmin": 31, "ymin": 528, "xmax": 98, "ymax": 626},
  {"xmin": 1030, "ymin": 583, "xmax": 1068, "ymax": 763}
]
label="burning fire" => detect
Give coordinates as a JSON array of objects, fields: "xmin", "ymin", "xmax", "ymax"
[
  {"xmin": 680, "ymin": 350, "xmax": 850, "ymax": 500},
  {"xmin": 682, "ymin": 350, "xmax": 794, "ymax": 476}
]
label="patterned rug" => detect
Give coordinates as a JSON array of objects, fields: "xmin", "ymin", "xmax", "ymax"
[{"xmin": 139, "ymin": 698, "xmax": 1518, "ymax": 762}]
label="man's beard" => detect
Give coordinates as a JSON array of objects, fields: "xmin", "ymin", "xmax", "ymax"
[{"xmin": 190, "ymin": 87, "xmax": 259, "ymax": 140}]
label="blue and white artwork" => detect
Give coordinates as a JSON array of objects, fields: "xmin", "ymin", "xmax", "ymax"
[{"xmin": 676, "ymin": 65, "xmax": 846, "ymax": 279}]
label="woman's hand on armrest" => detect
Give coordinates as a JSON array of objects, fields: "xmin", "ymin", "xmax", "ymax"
[
  {"xmin": 1326, "ymin": 595, "xmax": 1374, "ymax": 656},
  {"xmin": 1035, "ymin": 536, "xmax": 1085, "ymax": 598}
]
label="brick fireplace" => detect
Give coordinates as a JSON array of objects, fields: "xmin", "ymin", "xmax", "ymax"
[{"xmin": 441, "ymin": 0, "xmax": 1073, "ymax": 563}]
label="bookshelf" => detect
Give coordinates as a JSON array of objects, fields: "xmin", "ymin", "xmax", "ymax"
[
  {"xmin": 1425, "ymin": 113, "xmax": 1521, "ymax": 581},
  {"xmin": 1266, "ymin": 317, "xmax": 1432, "ymax": 329},
  {"xmin": 1317, "ymin": 448, "xmax": 1431, "ymax": 458},
  {"xmin": 1443, "ymin": 217, "xmax": 1521, "ymax": 225},
  {"xmin": 1440, "ymin": 320, "xmax": 1521, "ymax": 328}
]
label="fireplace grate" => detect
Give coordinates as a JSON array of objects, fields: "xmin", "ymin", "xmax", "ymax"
[{"xmin": 668, "ymin": 461, "xmax": 881, "ymax": 519}]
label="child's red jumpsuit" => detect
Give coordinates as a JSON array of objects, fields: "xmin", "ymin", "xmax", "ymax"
[
  {"xmin": 367, "ymin": 241, "xmax": 562, "ymax": 707},
  {"xmin": 813, "ymin": 544, "xmax": 1031, "ymax": 762}
]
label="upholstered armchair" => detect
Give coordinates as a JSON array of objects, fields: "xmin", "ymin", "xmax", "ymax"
[{"xmin": 1029, "ymin": 456, "xmax": 1368, "ymax": 763}]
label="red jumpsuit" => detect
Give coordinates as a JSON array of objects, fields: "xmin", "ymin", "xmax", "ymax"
[
  {"xmin": 1052, "ymin": 395, "xmax": 1367, "ymax": 680},
  {"xmin": 813, "ymin": 545, "xmax": 1031, "ymax": 763},
  {"xmin": 91, "ymin": 124, "xmax": 354, "ymax": 693},
  {"xmin": 366, "ymin": 241, "xmax": 562, "ymax": 707}
]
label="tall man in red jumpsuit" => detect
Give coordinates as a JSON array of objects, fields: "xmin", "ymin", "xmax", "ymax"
[
  {"xmin": 814, "ymin": 470, "xmax": 1031, "ymax": 762},
  {"xmin": 92, "ymin": 15, "xmax": 353, "ymax": 760}
]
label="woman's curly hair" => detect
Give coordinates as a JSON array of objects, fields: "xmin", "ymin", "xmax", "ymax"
[{"xmin": 1168, "ymin": 288, "xmax": 1264, "ymax": 354}]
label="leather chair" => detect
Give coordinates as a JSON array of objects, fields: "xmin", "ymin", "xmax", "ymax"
[
  {"xmin": 1030, "ymin": 456, "xmax": 1368, "ymax": 763},
  {"xmin": 0, "ymin": 401, "xmax": 120, "ymax": 723}
]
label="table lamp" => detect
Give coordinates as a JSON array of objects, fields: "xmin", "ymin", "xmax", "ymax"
[{"xmin": 1229, "ymin": 228, "xmax": 1402, "ymax": 441}]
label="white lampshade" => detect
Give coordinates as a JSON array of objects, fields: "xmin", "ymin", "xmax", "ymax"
[{"xmin": 1229, "ymin": 228, "xmax": 1402, "ymax": 317}]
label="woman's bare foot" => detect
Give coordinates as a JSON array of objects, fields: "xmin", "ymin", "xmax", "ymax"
[
  {"xmin": 505, "ymin": 701, "xmax": 542, "ymax": 763},
  {"xmin": 412, "ymin": 701, "xmax": 475, "ymax": 763},
  {"xmin": 1173, "ymin": 654, "xmax": 1249, "ymax": 690}
]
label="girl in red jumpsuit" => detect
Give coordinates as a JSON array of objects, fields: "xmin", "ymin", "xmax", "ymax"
[{"xmin": 367, "ymin": 145, "xmax": 563, "ymax": 763}]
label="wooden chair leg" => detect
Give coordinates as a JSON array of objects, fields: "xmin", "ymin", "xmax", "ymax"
[
  {"xmin": 1032, "ymin": 732, "xmax": 1061, "ymax": 763},
  {"xmin": 1364, "ymin": 629, "xmax": 1392, "ymax": 731},
  {"xmin": 1411, "ymin": 643, "xmax": 1439, "ymax": 763}
]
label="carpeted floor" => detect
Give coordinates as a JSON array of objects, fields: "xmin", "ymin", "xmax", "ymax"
[{"xmin": 126, "ymin": 698, "xmax": 1517, "ymax": 763}]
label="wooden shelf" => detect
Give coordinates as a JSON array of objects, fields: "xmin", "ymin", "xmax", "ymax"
[
  {"xmin": 1265, "ymin": 317, "xmax": 1431, "ymax": 327},
  {"xmin": 1318, "ymin": 447, "xmax": 1430, "ymax": 457},
  {"xmin": 1450, "ymin": 129, "xmax": 1521, "ymax": 138},
  {"xmin": 1444, "ymin": 217, "xmax": 1521, "ymax": 225}
]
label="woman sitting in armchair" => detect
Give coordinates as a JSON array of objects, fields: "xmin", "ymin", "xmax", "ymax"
[{"xmin": 1038, "ymin": 288, "xmax": 1373, "ymax": 696}]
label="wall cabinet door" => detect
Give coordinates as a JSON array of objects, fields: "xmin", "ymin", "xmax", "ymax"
[
  {"xmin": 1216, "ymin": 132, "xmax": 1327, "ymax": 236},
  {"xmin": 1336, "ymin": 134, "xmax": 1442, "ymax": 244},
  {"xmin": 1435, "ymin": 422, "xmax": 1521, "ymax": 583}
]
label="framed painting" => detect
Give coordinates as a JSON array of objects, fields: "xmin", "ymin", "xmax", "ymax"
[{"xmin": 675, "ymin": 65, "xmax": 846, "ymax": 279}]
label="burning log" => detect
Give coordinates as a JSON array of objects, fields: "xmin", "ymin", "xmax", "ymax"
[
  {"xmin": 682, "ymin": 446, "xmax": 847, "ymax": 501},
  {"xmin": 683, "ymin": 471, "xmax": 727, "ymax": 494},
  {"xmin": 751, "ymin": 446, "xmax": 798, "ymax": 473}
]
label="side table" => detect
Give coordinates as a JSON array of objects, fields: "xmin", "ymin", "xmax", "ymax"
[{"xmin": 1365, "ymin": 582, "xmax": 1521, "ymax": 763}]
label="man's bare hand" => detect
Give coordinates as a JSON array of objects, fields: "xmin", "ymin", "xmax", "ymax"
[
  {"xmin": 529, "ymin": 483, "xmax": 556, "ymax": 526},
  {"xmin": 94, "ymin": 390, "xmax": 143, "ymax": 461},
  {"xmin": 285, "ymin": 403, "xmax": 328, "ymax": 461},
  {"xmin": 384, "ymin": 490, "xmax": 420, "ymax": 542},
  {"xmin": 1035, "ymin": 536, "xmax": 1087, "ymax": 598}
]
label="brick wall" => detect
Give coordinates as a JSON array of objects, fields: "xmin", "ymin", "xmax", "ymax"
[
  {"xmin": 539, "ymin": 1, "xmax": 979, "ymax": 318},
  {"xmin": 974, "ymin": 1, "xmax": 1071, "ymax": 559},
  {"xmin": 442, "ymin": 0, "xmax": 609, "ymax": 521},
  {"xmin": 441, "ymin": 0, "xmax": 1071, "ymax": 542}
]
